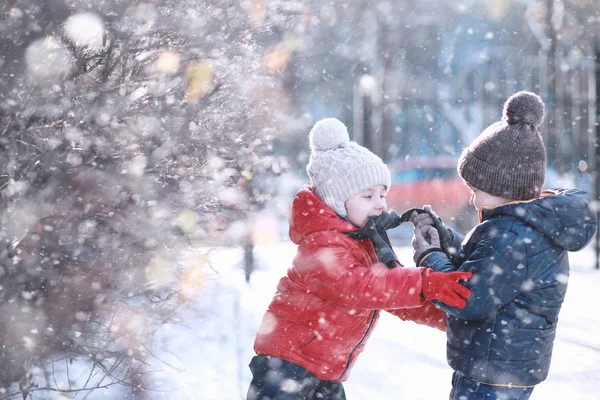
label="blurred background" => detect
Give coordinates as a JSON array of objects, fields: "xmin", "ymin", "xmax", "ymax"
[
  {"xmin": 251, "ymin": 0, "xmax": 600, "ymax": 253},
  {"xmin": 0, "ymin": 0, "xmax": 599, "ymax": 398}
]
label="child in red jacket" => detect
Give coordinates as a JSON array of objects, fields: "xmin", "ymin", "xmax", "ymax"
[{"xmin": 247, "ymin": 118, "xmax": 472, "ymax": 400}]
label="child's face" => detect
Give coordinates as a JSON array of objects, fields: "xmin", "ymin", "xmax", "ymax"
[
  {"xmin": 467, "ymin": 185, "xmax": 509, "ymax": 210},
  {"xmin": 345, "ymin": 185, "xmax": 388, "ymax": 228}
]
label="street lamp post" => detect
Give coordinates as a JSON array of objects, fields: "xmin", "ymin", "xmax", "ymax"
[
  {"xmin": 354, "ymin": 74, "xmax": 382, "ymax": 158},
  {"xmin": 595, "ymin": 44, "xmax": 600, "ymax": 269}
]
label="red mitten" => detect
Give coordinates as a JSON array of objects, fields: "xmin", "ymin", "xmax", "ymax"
[{"xmin": 421, "ymin": 269, "xmax": 472, "ymax": 309}]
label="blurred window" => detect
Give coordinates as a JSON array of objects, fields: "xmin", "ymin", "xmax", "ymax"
[
  {"xmin": 393, "ymin": 169, "xmax": 424, "ymax": 183},
  {"xmin": 393, "ymin": 167, "xmax": 457, "ymax": 183},
  {"xmin": 427, "ymin": 168, "xmax": 457, "ymax": 180}
]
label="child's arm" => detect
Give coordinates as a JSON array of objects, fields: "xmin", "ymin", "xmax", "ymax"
[
  {"xmin": 296, "ymin": 237, "xmax": 425, "ymax": 310},
  {"xmin": 387, "ymin": 301, "xmax": 447, "ymax": 331},
  {"xmin": 419, "ymin": 232, "xmax": 527, "ymax": 321},
  {"xmin": 294, "ymin": 232, "xmax": 470, "ymax": 311}
]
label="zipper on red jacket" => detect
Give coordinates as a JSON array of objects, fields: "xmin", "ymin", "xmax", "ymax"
[{"xmin": 336, "ymin": 310, "xmax": 379, "ymax": 381}]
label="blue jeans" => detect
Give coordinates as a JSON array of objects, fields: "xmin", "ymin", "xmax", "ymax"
[
  {"xmin": 247, "ymin": 355, "xmax": 346, "ymax": 400},
  {"xmin": 450, "ymin": 372, "xmax": 534, "ymax": 400}
]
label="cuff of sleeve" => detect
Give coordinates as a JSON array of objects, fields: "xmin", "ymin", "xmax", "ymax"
[
  {"xmin": 449, "ymin": 228, "xmax": 464, "ymax": 248},
  {"xmin": 415, "ymin": 247, "xmax": 443, "ymax": 266},
  {"xmin": 419, "ymin": 250, "xmax": 451, "ymax": 270}
]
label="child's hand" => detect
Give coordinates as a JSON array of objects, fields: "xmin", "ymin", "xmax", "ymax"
[
  {"xmin": 421, "ymin": 268, "xmax": 472, "ymax": 309},
  {"xmin": 411, "ymin": 205, "xmax": 454, "ymax": 257},
  {"xmin": 412, "ymin": 226, "xmax": 443, "ymax": 265},
  {"xmin": 410, "ymin": 210, "xmax": 434, "ymax": 231}
]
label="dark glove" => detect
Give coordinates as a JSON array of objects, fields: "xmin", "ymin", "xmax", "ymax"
[
  {"xmin": 421, "ymin": 268, "xmax": 472, "ymax": 309},
  {"xmin": 373, "ymin": 210, "xmax": 403, "ymax": 231},
  {"xmin": 410, "ymin": 205, "xmax": 454, "ymax": 256},
  {"xmin": 412, "ymin": 226, "xmax": 443, "ymax": 265},
  {"xmin": 345, "ymin": 212, "xmax": 402, "ymax": 268}
]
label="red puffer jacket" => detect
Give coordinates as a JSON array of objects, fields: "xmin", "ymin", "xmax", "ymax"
[{"xmin": 253, "ymin": 184, "xmax": 446, "ymax": 382}]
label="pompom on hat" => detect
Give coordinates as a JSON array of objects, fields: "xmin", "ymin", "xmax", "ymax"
[
  {"xmin": 306, "ymin": 118, "xmax": 390, "ymax": 217},
  {"xmin": 458, "ymin": 91, "xmax": 547, "ymax": 200}
]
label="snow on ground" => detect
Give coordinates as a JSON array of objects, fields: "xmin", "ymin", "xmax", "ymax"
[{"xmin": 144, "ymin": 238, "xmax": 600, "ymax": 400}]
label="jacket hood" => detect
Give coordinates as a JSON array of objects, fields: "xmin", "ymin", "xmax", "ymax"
[
  {"xmin": 481, "ymin": 188, "xmax": 598, "ymax": 251},
  {"xmin": 289, "ymin": 184, "xmax": 358, "ymax": 244}
]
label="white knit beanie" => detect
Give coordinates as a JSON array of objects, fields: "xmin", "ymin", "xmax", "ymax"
[{"xmin": 306, "ymin": 118, "xmax": 391, "ymax": 217}]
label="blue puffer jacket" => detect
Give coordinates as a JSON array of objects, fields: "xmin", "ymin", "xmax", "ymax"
[{"xmin": 421, "ymin": 188, "xmax": 598, "ymax": 386}]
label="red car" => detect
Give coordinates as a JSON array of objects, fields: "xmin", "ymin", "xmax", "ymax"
[{"xmin": 386, "ymin": 156, "xmax": 477, "ymax": 232}]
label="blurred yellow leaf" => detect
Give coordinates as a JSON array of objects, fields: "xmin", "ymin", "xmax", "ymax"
[
  {"xmin": 185, "ymin": 61, "xmax": 213, "ymax": 102},
  {"xmin": 264, "ymin": 48, "xmax": 290, "ymax": 74},
  {"xmin": 145, "ymin": 256, "xmax": 174, "ymax": 290},
  {"xmin": 177, "ymin": 209, "xmax": 198, "ymax": 235},
  {"xmin": 177, "ymin": 253, "xmax": 207, "ymax": 302},
  {"xmin": 155, "ymin": 51, "xmax": 181, "ymax": 74},
  {"xmin": 241, "ymin": 170, "xmax": 253, "ymax": 181},
  {"xmin": 249, "ymin": 0, "xmax": 266, "ymax": 26},
  {"xmin": 282, "ymin": 34, "xmax": 301, "ymax": 52}
]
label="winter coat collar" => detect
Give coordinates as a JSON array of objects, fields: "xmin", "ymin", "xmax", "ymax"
[
  {"xmin": 479, "ymin": 188, "xmax": 597, "ymax": 251},
  {"xmin": 289, "ymin": 184, "xmax": 358, "ymax": 244},
  {"xmin": 477, "ymin": 189, "xmax": 558, "ymax": 222}
]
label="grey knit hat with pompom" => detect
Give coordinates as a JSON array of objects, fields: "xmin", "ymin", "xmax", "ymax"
[
  {"xmin": 458, "ymin": 91, "xmax": 547, "ymax": 200},
  {"xmin": 306, "ymin": 118, "xmax": 390, "ymax": 217}
]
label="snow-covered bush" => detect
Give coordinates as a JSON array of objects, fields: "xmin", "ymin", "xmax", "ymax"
[{"xmin": 0, "ymin": 0, "xmax": 295, "ymax": 396}]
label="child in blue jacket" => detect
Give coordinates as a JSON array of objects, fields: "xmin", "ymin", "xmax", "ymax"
[{"xmin": 411, "ymin": 91, "xmax": 598, "ymax": 400}]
